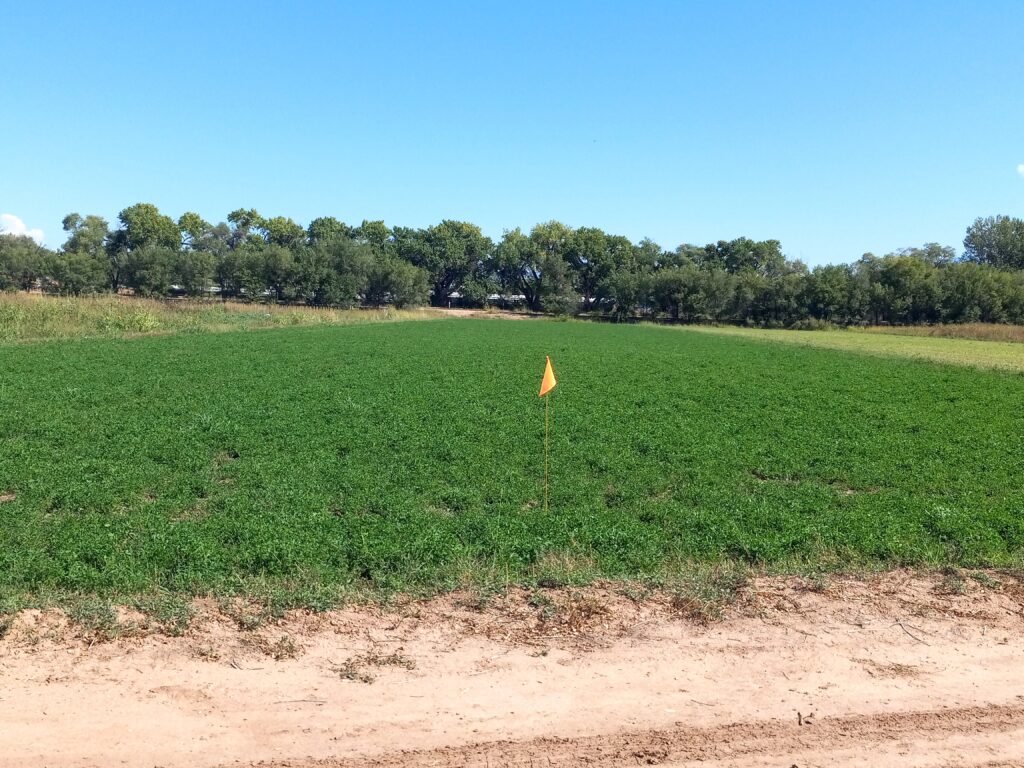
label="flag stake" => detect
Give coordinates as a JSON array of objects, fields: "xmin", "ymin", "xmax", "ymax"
[
  {"xmin": 538, "ymin": 356, "xmax": 557, "ymax": 512},
  {"xmin": 544, "ymin": 393, "xmax": 549, "ymax": 513}
]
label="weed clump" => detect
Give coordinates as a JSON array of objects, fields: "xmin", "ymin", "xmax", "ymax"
[
  {"xmin": 67, "ymin": 597, "xmax": 135, "ymax": 641},
  {"xmin": 669, "ymin": 568, "xmax": 750, "ymax": 623},
  {"xmin": 934, "ymin": 567, "xmax": 968, "ymax": 596},
  {"xmin": 133, "ymin": 593, "xmax": 194, "ymax": 636},
  {"xmin": 333, "ymin": 651, "xmax": 415, "ymax": 684}
]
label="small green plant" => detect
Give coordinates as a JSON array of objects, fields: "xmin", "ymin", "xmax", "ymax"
[
  {"xmin": 335, "ymin": 659, "xmax": 376, "ymax": 684},
  {"xmin": 802, "ymin": 572, "xmax": 832, "ymax": 594},
  {"xmin": 250, "ymin": 633, "xmax": 301, "ymax": 660},
  {"xmin": 935, "ymin": 567, "xmax": 968, "ymax": 596},
  {"xmin": 617, "ymin": 582, "xmax": 656, "ymax": 604},
  {"xmin": 133, "ymin": 593, "xmax": 194, "ymax": 636},
  {"xmin": 365, "ymin": 651, "xmax": 415, "ymax": 670},
  {"xmin": 334, "ymin": 651, "xmax": 415, "ymax": 683},
  {"xmin": 969, "ymin": 571, "xmax": 1001, "ymax": 590},
  {"xmin": 669, "ymin": 568, "xmax": 750, "ymax": 623},
  {"xmin": 527, "ymin": 591, "xmax": 556, "ymax": 621},
  {"xmin": 531, "ymin": 553, "xmax": 597, "ymax": 589},
  {"xmin": 67, "ymin": 597, "xmax": 125, "ymax": 641},
  {"xmin": 453, "ymin": 590, "xmax": 494, "ymax": 611},
  {"xmin": 559, "ymin": 592, "xmax": 609, "ymax": 632},
  {"xmin": 271, "ymin": 635, "xmax": 299, "ymax": 659},
  {"xmin": 218, "ymin": 598, "xmax": 270, "ymax": 631}
]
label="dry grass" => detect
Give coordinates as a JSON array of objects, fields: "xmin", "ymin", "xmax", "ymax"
[
  {"xmin": 682, "ymin": 323, "xmax": 1024, "ymax": 371},
  {"xmin": 0, "ymin": 292, "xmax": 440, "ymax": 343},
  {"xmin": 863, "ymin": 323, "xmax": 1024, "ymax": 343},
  {"xmin": 246, "ymin": 633, "xmax": 302, "ymax": 660},
  {"xmin": 854, "ymin": 658, "xmax": 923, "ymax": 679},
  {"xmin": 333, "ymin": 651, "xmax": 416, "ymax": 683},
  {"xmin": 668, "ymin": 567, "xmax": 751, "ymax": 623}
]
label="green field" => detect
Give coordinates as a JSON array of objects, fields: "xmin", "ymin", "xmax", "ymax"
[{"xmin": 1, "ymin": 318, "xmax": 1022, "ymax": 610}]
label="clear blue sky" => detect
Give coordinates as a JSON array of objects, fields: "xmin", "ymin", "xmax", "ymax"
[{"xmin": 2, "ymin": 1, "xmax": 1022, "ymax": 265}]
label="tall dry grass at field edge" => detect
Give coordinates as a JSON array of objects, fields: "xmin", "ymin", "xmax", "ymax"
[{"xmin": 0, "ymin": 293, "xmax": 440, "ymax": 343}]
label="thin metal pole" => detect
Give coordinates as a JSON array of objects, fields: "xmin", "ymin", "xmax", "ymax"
[{"xmin": 544, "ymin": 393, "xmax": 549, "ymax": 513}]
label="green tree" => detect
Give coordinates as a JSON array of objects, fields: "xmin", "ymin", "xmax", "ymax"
[
  {"xmin": 877, "ymin": 256, "xmax": 940, "ymax": 323},
  {"xmin": 399, "ymin": 220, "xmax": 491, "ymax": 306},
  {"xmin": 963, "ymin": 216, "xmax": 1024, "ymax": 269},
  {"xmin": 765, "ymin": 265, "xmax": 808, "ymax": 326},
  {"xmin": 606, "ymin": 269, "xmax": 652, "ymax": 320},
  {"xmin": 564, "ymin": 226, "xmax": 611, "ymax": 306},
  {"xmin": 106, "ymin": 204, "xmax": 180, "ymax": 292},
  {"xmin": 62, "ymin": 213, "xmax": 109, "ymax": 258},
  {"xmin": 227, "ymin": 208, "xmax": 267, "ymax": 249},
  {"xmin": 356, "ymin": 220, "xmax": 394, "ymax": 254},
  {"xmin": 214, "ymin": 249, "xmax": 255, "ymax": 298},
  {"xmin": 895, "ymin": 243, "xmax": 956, "ymax": 266},
  {"xmin": 0, "ymin": 234, "xmax": 48, "ymax": 291},
  {"xmin": 806, "ymin": 264, "xmax": 852, "ymax": 322},
  {"xmin": 994, "ymin": 269, "xmax": 1024, "ymax": 323},
  {"xmin": 263, "ymin": 216, "xmax": 306, "ymax": 248},
  {"xmin": 665, "ymin": 243, "xmax": 702, "ymax": 268},
  {"xmin": 493, "ymin": 227, "xmax": 576, "ymax": 313},
  {"xmin": 364, "ymin": 257, "xmax": 429, "ymax": 308},
  {"xmin": 530, "ymin": 220, "xmax": 573, "ymax": 262},
  {"xmin": 536, "ymin": 254, "xmax": 577, "ymax": 314},
  {"xmin": 178, "ymin": 211, "xmax": 210, "ymax": 250},
  {"xmin": 493, "ymin": 228, "xmax": 542, "ymax": 310},
  {"xmin": 732, "ymin": 271, "xmax": 767, "ymax": 324},
  {"xmin": 652, "ymin": 265, "xmax": 701, "ymax": 321},
  {"xmin": 294, "ymin": 245, "xmax": 337, "ymax": 305},
  {"xmin": 110, "ymin": 203, "xmax": 180, "ymax": 251},
  {"xmin": 529, "ymin": 221, "xmax": 577, "ymax": 313},
  {"xmin": 307, "ymin": 216, "xmax": 354, "ymax": 245},
  {"xmin": 259, "ymin": 245, "xmax": 297, "ymax": 302},
  {"xmin": 700, "ymin": 238, "xmax": 784, "ymax": 275},
  {"xmin": 122, "ymin": 245, "xmax": 176, "ymax": 296},
  {"xmin": 634, "ymin": 238, "xmax": 666, "ymax": 271},
  {"xmin": 170, "ymin": 249, "xmax": 214, "ymax": 295},
  {"xmin": 296, "ymin": 239, "xmax": 372, "ymax": 307},
  {"xmin": 62, "ymin": 213, "xmax": 112, "ymax": 290},
  {"xmin": 45, "ymin": 251, "xmax": 107, "ymax": 295},
  {"xmin": 697, "ymin": 269, "xmax": 736, "ymax": 321},
  {"xmin": 938, "ymin": 262, "xmax": 1004, "ymax": 323}
]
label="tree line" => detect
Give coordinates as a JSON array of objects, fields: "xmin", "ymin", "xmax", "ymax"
[{"xmin": 2, "ymin": 203, "xmax": 1024, "ymax": 326}]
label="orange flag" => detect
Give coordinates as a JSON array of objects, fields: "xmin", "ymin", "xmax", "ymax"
[{"xmin": 539, "ymin": 356, "xmax": 557, "ymax": 397}]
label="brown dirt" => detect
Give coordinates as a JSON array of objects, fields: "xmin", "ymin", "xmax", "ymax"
[
  {"xmin": 433, "ymin": 307, "xmax": 539, "ymax": 320},
  {"xmin": 3, "ymin": 570, "xmax": 1024, "ymax": 767}
]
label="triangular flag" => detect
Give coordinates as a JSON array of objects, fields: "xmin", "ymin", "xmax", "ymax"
[{"xmin": 539, "ymin": 356, "xmax": 557, "ymax": 397}]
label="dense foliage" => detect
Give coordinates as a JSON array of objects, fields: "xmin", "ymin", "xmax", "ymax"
[
  {"xmin": 0, "ymin": 320, "xmax": 1021, "ymax": 601},
  {"xmin": 4, "ymin": 204, "xmax": 1024, "ymax": 325}
]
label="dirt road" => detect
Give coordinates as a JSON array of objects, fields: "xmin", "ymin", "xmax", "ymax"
[{"xmin": 2, "ymin": 572, "xmax": 1023, "ymax": 767}]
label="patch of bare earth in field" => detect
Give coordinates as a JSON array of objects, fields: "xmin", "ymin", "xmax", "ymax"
[
  {"xmin": 2, "ymin": 570, "xmax": 1024, "ymax": 768},
  {"xmin": 433, "ymin": 307, "xmax": 538, "ymax": 320}
]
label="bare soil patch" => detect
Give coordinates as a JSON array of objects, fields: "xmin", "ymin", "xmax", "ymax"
[
  {"xmin": 3, "ymin": 570, "xmax": 1024, "ymax": 768},
  {"xmin": 434, "ymin": 307, "xmax": 539, "ymax": 320}
]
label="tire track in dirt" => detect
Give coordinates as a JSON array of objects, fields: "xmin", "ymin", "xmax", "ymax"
[{"xmin": 246, "ymin": 703, "xmax": 1024, "ymax": 768}]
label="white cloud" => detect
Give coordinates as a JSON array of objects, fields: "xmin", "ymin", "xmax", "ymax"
[
  {"xmin": 1018, "ymin": 164, "xmax": 1024, "ymax": 178},
  {"xmin": 0, "ymin": 213, "xmax": 44, "ymax": 244}
]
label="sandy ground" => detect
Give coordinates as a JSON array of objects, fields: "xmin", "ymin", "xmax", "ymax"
[
  {"xmin": 2, "ymin": 571, "xmax": 1024, "ymax": 768},
  {"xmin": 432, "ymin": 307, "xmax": 538, "ymax": 319}
]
